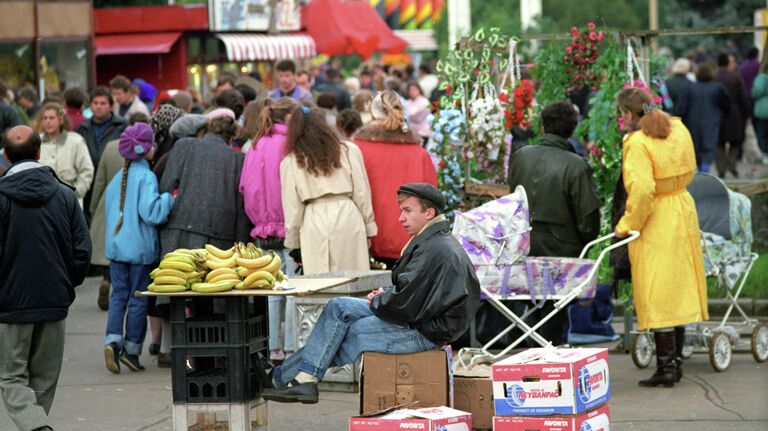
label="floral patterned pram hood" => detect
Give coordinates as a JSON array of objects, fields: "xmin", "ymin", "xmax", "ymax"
[{"xmin": 452, "ymin": 187, "xmax": 596, "ymax": 302}]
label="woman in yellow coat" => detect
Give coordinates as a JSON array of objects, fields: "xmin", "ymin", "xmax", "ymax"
[{"xmin": 615, "ymin": 87, "xmax": 708, "ymax": 388}]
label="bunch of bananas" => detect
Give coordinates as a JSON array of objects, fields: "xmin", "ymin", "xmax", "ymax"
[
  {"xmin": 148, "ymin": 249, "xmax": 207, "ymax": 293},
  {"xmin": 148, "ymin": 243, "xmax": 287, "ymax": 294},
  {"xmin": 234, "ymin": 250, "xmax": 284, "ymax": 290}
]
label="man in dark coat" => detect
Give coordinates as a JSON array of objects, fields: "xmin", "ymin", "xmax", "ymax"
[
  {"xmin": 76, "ymin": 86, "xmax": 127, "ymax": 169},
  {"xmin": 76, "ymin": 86, "xmax": 127, "ymax": 220},
  {"xmin": 665, "ymin": 58, "xmax": 694, "ymax": 120},
  {"xmin": 715, "ymin": 52, "xmax": 751, "ymax": 178},
  {"xmin": 0, "ymin": 126, "xmax": 91, "ymax": 431},
  {"xmin": 686, "ymin": 62, "xmax": 730, "ymax": 172},
  {"xmin": 508, "ymin": 101, "xmax": 601, "ymax": 346},
  {"xmin": 262, "ymin": 183, "xmax": 480, "ymax": 404}
]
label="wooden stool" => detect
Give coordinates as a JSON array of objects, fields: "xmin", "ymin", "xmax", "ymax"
[{"xmin": 172, "ymin": 398, "xmax": 268, "ymax": 431}]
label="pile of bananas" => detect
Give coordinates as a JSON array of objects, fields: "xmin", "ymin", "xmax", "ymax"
[
  {"xmin": 206, "ymin": 242, "xmax": 286, "ymax": 289},
  {"xmin": 148, "ymin": 249, "xmax": 207, "ymax": 293},
  {"xmin": 147, "ymin": 243, "xmax": 287, "ymax": 294}
]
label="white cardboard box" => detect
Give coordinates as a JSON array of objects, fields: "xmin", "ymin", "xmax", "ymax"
[
  {"xmin": 350, "ymin": 406, "xmax": 472, "ymax": 431},
  {"xmin": 493, "ymin": 404, "xmax": 611, "ymax": 431},
  {"xmin": 491, "ymin": 348, "xmax": 609, "ymax": 416}
]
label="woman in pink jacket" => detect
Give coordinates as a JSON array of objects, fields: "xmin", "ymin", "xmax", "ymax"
[{"xmin": 240, "ymin": 97, "xmax": 300, "ymax": 362}]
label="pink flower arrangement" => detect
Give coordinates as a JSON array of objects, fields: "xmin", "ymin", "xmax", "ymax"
[
  {"xmin": 564, "ymin": 22, "xmax": 605, "ymax": 94},
  {"xmin": 624, "ymin": 80, "xmax": 663, "ymax": 105}
]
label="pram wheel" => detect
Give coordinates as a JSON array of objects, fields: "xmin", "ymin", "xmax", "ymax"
[
  {"xmin": 631, "ymin": 332, "xmax": 654, "ymax": 369},
  {"xmin": 709, "ymin": 332, "xmax": 732, "ymax": 372},
  {"xmin": 752, "ymin": 324, "xmax": 768, "ymax": 363}
]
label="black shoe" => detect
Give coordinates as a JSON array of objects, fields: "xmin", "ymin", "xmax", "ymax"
[
  {"xmin": 638, "ymin": 368, "xmax": 676, "ymax": 387},
  {"xmin": 32, "ymin": 426, "xmax": 53, "ymax": 431},
  {"xmin": 262, "ymin": 379, "xmax": 318, "ymax": 404},
  {"xmin": 97, "ymin": 280, "xmax": 110, "ymax": 311},
  {"xmin": 157, "ymin": 352, "xmax": 171, "ymax": 368},
  {"xmin": 120, "ymin": 352, "xmax": 146, "ymax": 372},
  {"xmin": 148, "ymin": 343, "xmax": 160, "ymax": 356},
  {"xmin": 104, "ymin": 343, "xmax": 121, "ymax": 374}
]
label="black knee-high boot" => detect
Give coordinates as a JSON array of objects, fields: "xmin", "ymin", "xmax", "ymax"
[
  {"xmin": 639, "ymin": 330, "xmax": 677, "ymax": 388},
  {"xmin": 674, "ymin": 326, "xmax": 685, "ymax": 382}
]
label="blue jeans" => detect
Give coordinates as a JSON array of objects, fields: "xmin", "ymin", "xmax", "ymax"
[
  {"xmin": 273, "ymin": 297, "xmax": 439, "ymax": 387},
  {"xmin": 105, "ymin": 261, "xmax": 152, "ymax": 356},
  {"xmin": 268, "ymin": 249, "xmax": 299, "ymax": 351}
]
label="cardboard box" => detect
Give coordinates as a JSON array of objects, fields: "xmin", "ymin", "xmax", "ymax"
[
  {"xmin": 491, "ymin": 348, "xmax": 609, "ymax": 416},
  {"xmin": 493, "ymin": 404, "xmax": 610, "ymax": 431},
  {"xmin": 350, "ymin": 406, "xmax": 472, "ymax": 431},
  {"xmin": 360, "ymin": 348, "xmax": 453, "ymax": 415},
  {"xmin": 454, "ymin": 377, "xmax": 494, "ymax": 430}
]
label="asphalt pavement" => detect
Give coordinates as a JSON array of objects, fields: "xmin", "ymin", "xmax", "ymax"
[{"xmin": 0, "ymin": 276, "xmax": 765, "ymax": 431}]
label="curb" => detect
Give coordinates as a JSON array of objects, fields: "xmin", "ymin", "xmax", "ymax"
[{"xmin": 611, "ymin": 298, "xmax": 768, "ymax": 319}]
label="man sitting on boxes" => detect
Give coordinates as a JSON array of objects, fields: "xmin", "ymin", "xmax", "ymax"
[{"xmin": 263, "ymin": 183, "xmax": 480, "ymax": 404}]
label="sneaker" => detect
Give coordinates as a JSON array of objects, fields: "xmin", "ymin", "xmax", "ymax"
[
  {"xmin": 104, "ymin": 343, "xmax": 121, "ymax": 374},
  {"xmin": 157, "ymin": 352, "xmax": 171, "ymax": 368},
  {"xmin": 97, "ymin": 280, "xmax": 110, "ymax": 311},
  {"xmin": 120, "ymin": 352, "xmax": 146, "ymax": 372}
]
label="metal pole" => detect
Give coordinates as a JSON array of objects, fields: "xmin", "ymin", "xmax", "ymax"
[
  {"xmin": 33, "ymin": 0, "xmax": 41, "ymax": 96},
  {"xmin": 648, "ymin": 0, "xmax": 658, "ymax": 53}
]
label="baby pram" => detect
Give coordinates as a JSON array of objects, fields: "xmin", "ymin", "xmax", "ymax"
[
  {"xmin": 630, "ymin": 173, "xmax": 767, "ymax": 371},
  {"xmin": 453, "ymin": 186, "xmax": 638, "ymax": 367}
]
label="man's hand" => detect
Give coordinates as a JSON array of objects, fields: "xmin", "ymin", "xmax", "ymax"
[
  {"xmin": 367, "ymin": 287, "xmax": 384, "ymax": 304},
  {"xmin": 614, "ymin": 229, "xmax": 628, "ymax": 239}
]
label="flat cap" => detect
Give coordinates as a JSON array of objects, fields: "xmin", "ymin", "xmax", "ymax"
[{"xmin": 397, "ymin": 183, "xmax": 446, "ymax": 210}]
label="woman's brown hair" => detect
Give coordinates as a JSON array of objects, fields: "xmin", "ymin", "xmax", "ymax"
[
  {"xmin": 34, "ymin": 102, "xmax": 71, "ymax": 134},
  {"xmin": 207, "ymin": 116, "xmax": 239, "ymax": 144},
  {"xmin": 239, "ymin": 97, "xmax": 299, "ymax": 144},
  {"xmin": 617, "ymin": 87, "xmax": 671, "ymax": 139},
  {"xmin": 286, "ymin": 107, "xmax": 343, "ymax": 176},
  {"xmin": 113, "ymin": 159, "xmax": 132, "ymax": 234}
]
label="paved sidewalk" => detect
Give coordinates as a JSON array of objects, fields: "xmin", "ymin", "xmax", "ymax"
[{"xmin": 1, "ymin": 276, "xmax": 766, "ymax": 431}]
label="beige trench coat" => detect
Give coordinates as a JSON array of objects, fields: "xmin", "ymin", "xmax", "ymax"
[
  {"xmin": 89, "ymin": 139, "xmax": 123, "ymax": 266},
  {"xmin": 280, "ymin": 142, "xmax": 377, "ymax": 275},
  {"xmin": 39, "ymin": 131, "xmax": 94, "ymax": 205}
]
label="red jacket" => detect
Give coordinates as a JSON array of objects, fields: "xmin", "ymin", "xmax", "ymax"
[{"xmin": 353, "ymin": 123, "xmax": 438, "ymax": 259}]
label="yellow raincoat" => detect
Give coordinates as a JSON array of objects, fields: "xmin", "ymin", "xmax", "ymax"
[{"xmin": 616, "ymin": 118, "xmax": 709, "ymax": 330}]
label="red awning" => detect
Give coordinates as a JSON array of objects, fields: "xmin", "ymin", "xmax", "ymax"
[
  {"xmin": 94, "ymin": 32, "xmax": 182, "ymax": 56},
  {"xmin": 344, "ymin": 1, "xmax": 408, "ymax": 55},
  {"xmin": 302, "ymin": 0, "xmax": 407, "ymax": 60}
]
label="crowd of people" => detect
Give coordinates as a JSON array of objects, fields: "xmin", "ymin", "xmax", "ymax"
[
  {"xmin": 664, "ymin": 48, "xmax": 766, "ymax": 176},
  {"xmin": 0, "ymin": 46, "xmax": 753, "ymax": 427}
]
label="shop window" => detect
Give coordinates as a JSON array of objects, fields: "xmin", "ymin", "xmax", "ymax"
[
  {"xmin": 40, "ymin": 40, "xmax": 88, "ymax": 92},
  {"xmin": 0, "ymin": 43, "xmax": 34, "ymax": 88}
]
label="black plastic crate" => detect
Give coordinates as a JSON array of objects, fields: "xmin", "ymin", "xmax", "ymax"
[
  {"xmin": 171, "ymin": 347, "xmax": 271, "ymax": 403},
  {"xmin": 169, "ymin": 296, "xmax": 268, "ymax": 349}
]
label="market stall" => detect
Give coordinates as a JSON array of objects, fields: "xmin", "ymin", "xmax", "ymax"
[{"xmin": 137, "ymin": 244, "xmax": 389, "ymax": 430}]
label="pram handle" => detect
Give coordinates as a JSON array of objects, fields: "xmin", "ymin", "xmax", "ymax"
[{"xmin": 578, "ymin": 231, "xmax": 640, "ymax": 259}]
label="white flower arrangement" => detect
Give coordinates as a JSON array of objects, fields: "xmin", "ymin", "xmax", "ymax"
[{"xmin": 469, "ymin": 96, "xmax": 505, "ymax": 160}]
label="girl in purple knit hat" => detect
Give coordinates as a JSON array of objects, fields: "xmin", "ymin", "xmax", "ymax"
[{"xmin": 103, "ymin": 122, "xmax": 174, "ymax": 373}]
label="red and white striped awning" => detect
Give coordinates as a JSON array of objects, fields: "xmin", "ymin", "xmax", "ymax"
[
  {"xmin": 393, "ymin": 30, "xmax": 438, "ymax": 52},
  {"xmin": 216, "ymin": 33, "xmax": 316, "ymax": 62}
]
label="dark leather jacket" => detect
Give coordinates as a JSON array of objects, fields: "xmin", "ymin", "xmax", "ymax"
[{"xmin": 370, "ymin": 218, "xmax": 480, "ymax": 345}]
